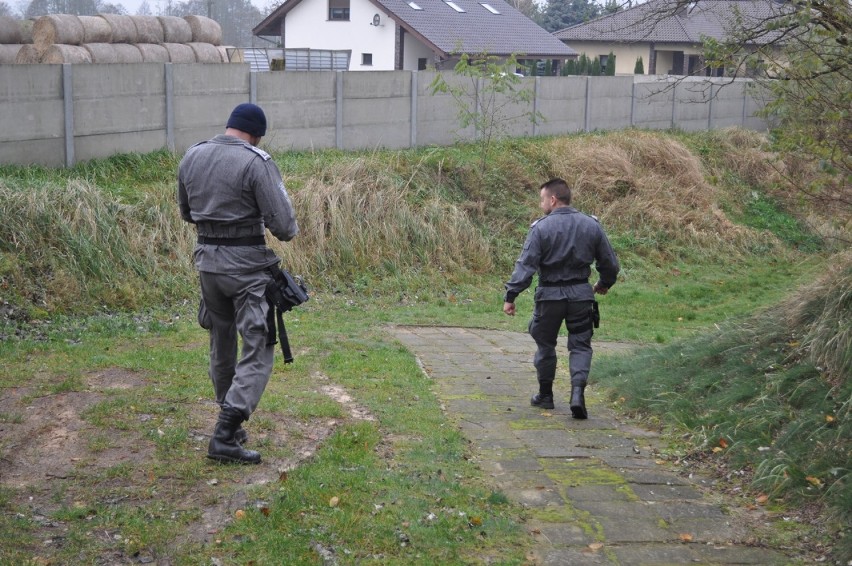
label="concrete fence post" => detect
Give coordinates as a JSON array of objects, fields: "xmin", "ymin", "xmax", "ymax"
[
  {"xmin": 410, "ymin": 71, "xmax": 418, "ymax": 148},
  {"xmin": 707, "ymin": 82, "xmax": 714, "ymax": 130},
  {"xmin": 630, "ymin": 79, "xmax": 636, "ymax": 127},
  {"xmin": 584, "ymin": 76, "xmax": 591, "ymax": 132},
  {"xmin": 335, "ymin": 70, "xmax": 343, "ymax": 149},
  {"xmin": 62, "ymin": 64, "xmax": 75, "ymax": 167},
  {"xmin": 741, "ymin": 81, "xmax": 748, "ymax": 126},
  {"xmin": 250, "ymin": 72, "xmax": 257, "ymax": 105},
  {"xmin": 165, "ymin": 63, "xmax": 175, "ymax": 152},
  {"xmin": 671, "ymin": 81, "xmax": 677, "ymax": 129},
  {"xmin": 533, "ymin": 76, "xmax": 540, "ymax": 137},
  {"xmin": 475, "ymin": 77, "xmax": 482, "ymax": 141}
]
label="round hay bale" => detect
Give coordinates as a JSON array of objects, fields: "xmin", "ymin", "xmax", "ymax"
[
  {"xmin": 19, "ymin": 19, "xmax": 34, "ymax": 43},
  {"xmin": 184, "ymin": 15, "xmax": 221, "ymax": 45},
  {"xmin": 78, "ymin": 15, "xmax": 112, "ymax": 43},
  {"xmin": 0, "ymin": 44, "xmax": 23, "ymax": 63},
  {"xmin": 83, "ymin": 42, "xmax": 117, "ymax": 63},
  {"xmin": 162, "ymin": 42, "xmax": 195, "ymax": 63},
  {"xmin": 131, "ymin": 15, "xmax": 163, "ymax": 43},
  {"xmin": 98, "ymin": 13, "xmax": 136, "ymax": 43},
  {"xmin": 112, "ymin": 42, "xmax": 143, "ymax": 62},
  {"xmin": 33, "ymin": 14, "xmax": 84, "ymax": 47},
  {"xmin": 14, "ymin": 43, "xmax": 43, "ymax": 63},
  {"xmin": 0, "ymin": 16, "xmax": 22, "ymax": 44},
  {"xmin": 157, "ymin": 15, "xmax": 191, "ymax": 43},
  {"xmin": 136, "ymin": 42, "xmax": 169, "ymax": 62},
  {"xmin": 188, "ymin": 41, "xmax": 221, "ymax": 63},
  {"xmin": 42, "ymin": 44, "xmax": 92, "ymax": 64}
]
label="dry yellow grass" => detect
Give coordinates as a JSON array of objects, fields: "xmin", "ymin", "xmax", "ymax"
[
  {"xmin": 782, "ymin": 249, "xmax": 851, "ymax": 387},
  {"xmin": 546, "ymin": 131, "xmax": 765, "ymax": 253},
  {"xmin": 268, "ymin": 157, "xmax": 492, "ymax": 281}
]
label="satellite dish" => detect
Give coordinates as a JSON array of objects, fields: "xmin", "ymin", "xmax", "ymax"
[{"xmin": 372, "ymin": 13, "xmax": 381, "ymax": 26}]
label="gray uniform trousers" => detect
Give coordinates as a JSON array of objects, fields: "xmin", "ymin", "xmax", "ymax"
[
  {"xmin": 198, "ymin": 269, "xmax": 273, "ymax": 419},
  {"xmin": 529, "ymin": 299, "xmax": 594, "ymax": 387}
]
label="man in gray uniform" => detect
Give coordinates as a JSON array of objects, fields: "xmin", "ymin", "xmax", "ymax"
[
  {"xmin": 503, "ymin": 178, "xmax": 619, "ymax": 419},
  {"xmin": 178, "ymin": 103, "xmax": 299, "ymax": 464}
]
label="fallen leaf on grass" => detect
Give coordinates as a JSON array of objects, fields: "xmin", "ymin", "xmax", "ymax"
[
  {"xmin": 679, "ymin": 533, "xmax": 693, "ymax": 542},
  {"xmin": 805, "ymin": 476, "xmax": 822, "ymax": 487},
  {"xmin": 587, "ymin": 542, "xmax": 604, "ymax": 552},
  {"xmin": 755, "ymin": 494, "xmax": 769, "ymax": 505},
  {"xmin": 234, "ymin": 509, "xmax": 246, "ymax": 519},
  {"xmin": 329, "ymin": 496, "xmax": 340, "ymax": 507}
]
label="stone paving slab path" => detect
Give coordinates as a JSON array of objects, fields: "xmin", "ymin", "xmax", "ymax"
[{"xmin": 392, "ymin": 326, "xmax": 791, "ymax": 565}]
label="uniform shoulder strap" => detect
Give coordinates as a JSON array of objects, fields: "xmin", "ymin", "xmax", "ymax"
[{"xmin": 246, "ymin": 145, "xmax": 272, "ymax": 161}]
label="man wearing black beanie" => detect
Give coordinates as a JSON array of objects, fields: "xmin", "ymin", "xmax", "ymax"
[{"xmin": 178, "ymin": 103, "xmax": 299, "ymax": 464}]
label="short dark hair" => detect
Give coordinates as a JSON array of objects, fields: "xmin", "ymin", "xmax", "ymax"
[{"xmin": 541, "ymin": 178, "xmax": 572, "ymax": 205}]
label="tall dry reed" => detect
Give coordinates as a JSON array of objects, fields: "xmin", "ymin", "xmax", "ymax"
[
  {"xmin": 545, "ymin": 131, "xmax": 776, "ymax": 255},
  {"xmin": 269, "ymin": 157, "xmax": 492, "ymax": 282},
  {"xmin": 0, "ymin": 179, "xmax": 195, "ymax": 311}
]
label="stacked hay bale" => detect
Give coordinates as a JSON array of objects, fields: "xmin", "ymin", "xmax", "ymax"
[
  {"xmin": 0, "ymin": 16, "xmax": 34, "ymax": 63},
  {"xmin": 6, "ymin": 13, "xmax": 231, "ymax": 64}
]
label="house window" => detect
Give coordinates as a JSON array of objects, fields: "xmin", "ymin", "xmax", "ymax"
[
  {"xmin": 408, "ymin": 1, "xmax": 423, "ymax": 9},
  {"xmin": 329, "ymin": 0, "xmax": 350, "ymax": 20},
  {"xmin": 418, "ymin": 57, "xmax": 427, "ymax": 70},
  {"xmin": 362, "ymin": 53, "xmax": 372, "ymax": 66},
  {"xmin": 480, "ymin": 2, "xmax": 500, "ymax": 14},
  {"xmin": 599, "ymin": 54, "xmax": 608, "ymax": 72},
  {"xmin": 445, "ymin": 1, "xmax": 465, "ymax": 12}
]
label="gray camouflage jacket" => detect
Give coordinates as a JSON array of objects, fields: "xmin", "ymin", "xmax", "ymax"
[{"xmin": 504, "ymin": 206, "xmax": 619, "ymax": 303}]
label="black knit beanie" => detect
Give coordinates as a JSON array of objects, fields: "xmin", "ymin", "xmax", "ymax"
[{"xmin": 226, "ymin": 103, "xmax": 267, "ymax": 137}]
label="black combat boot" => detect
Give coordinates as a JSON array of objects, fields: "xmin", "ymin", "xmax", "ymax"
[
  {"xmin": 531, "ymin": 380, "xmax": 555, "ymax": 409},
  {"xmin": 234, "ymin": 426, "xmax": 249, "ymax": 445},
  {"xmin": 207, "ymin": 408, "xmax": 261, "ymax": 464},
  {"xmin": 570, "ymin": 385, "xmax": 587, "ymax": 419},
  {"xmin": 531, "ymin": 393, "xmax": 555, "ymax": 409}
]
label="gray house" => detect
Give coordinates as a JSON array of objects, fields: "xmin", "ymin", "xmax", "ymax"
[
  {"xmin": 253, "ymin": 0, "xmax": 576, "ymax": 71},
  {"xmin": 554, "ymin": 0, "xmax": 788, "ymax": 75}
]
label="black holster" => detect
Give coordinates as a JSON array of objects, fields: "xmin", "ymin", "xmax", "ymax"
[{"xmin": 565, "ymin": 300, "xmax": 600, "ymax": 335}]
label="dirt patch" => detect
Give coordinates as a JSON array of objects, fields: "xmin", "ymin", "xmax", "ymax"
[{"xmin": 0, "ymin": 367, "xmax": 379, "ymax": 560}]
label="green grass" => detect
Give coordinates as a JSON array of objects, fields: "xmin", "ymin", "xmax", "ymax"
[
  {"xmin": 0, "ymin": 298, "xmax": 537, "ymax": 564},
  {"xmin": 594, "ymin": 296, "xmax": 850, "ymax": 559},
  {"xmin": 0, "ymin": 128, "xmax": 847, "ymax": 563}
]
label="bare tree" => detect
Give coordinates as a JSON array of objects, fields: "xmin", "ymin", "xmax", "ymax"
[{"xmin": 630, "ymin": 0, "xmax": 852, "ymax": 222}]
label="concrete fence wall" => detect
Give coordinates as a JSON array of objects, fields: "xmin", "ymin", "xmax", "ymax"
[{"xmin": 0, "ymin": 63, "xmax": 770, "ymax": 168}]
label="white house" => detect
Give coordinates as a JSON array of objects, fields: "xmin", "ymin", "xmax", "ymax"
[{"xmin": 252, "ymin": 0, "xmax": 576, "ymax": 71}]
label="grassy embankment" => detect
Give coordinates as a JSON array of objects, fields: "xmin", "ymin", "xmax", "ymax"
[{"xmin": 0, "ymin": 128, "xmax": 848, "ymax": 563}]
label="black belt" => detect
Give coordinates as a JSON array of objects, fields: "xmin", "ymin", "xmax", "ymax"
[
  {"xmin": 539, "ymin": 278, "xmax": 588, "ymax": 287},
  {"xmin": 198, "ymin": 236, "xmax": 265, "ymax": 246}
]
